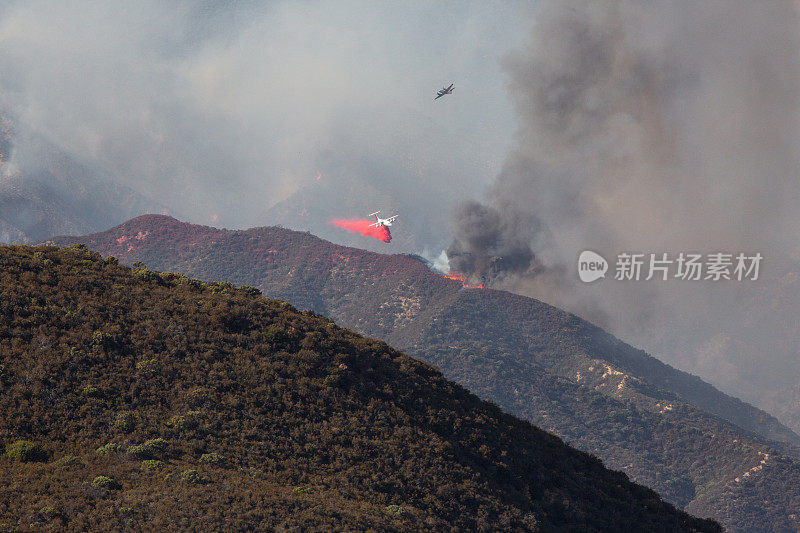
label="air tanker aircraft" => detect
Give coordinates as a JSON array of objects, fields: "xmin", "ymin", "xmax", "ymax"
[
  {"xmin": 368, "ymin": 211, "xmax": 398, "ymax": 227},
  {"xmin": 434, "ymin": 83, "xmax": 454, "ymax": 100}
]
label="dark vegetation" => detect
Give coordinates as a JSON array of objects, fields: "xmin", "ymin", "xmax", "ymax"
[
  {"xmin": 44, "ymin": 214, "xmax": 800, "ymax": 531},
  {"xmin": 0, "ymin": 244, "xmax": 720, "ymax": 531}
]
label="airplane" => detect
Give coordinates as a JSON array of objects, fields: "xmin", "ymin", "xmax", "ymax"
[
  {"xmin": 434, "ymin": 83, "xmax": 454, "ymax": 100},
  {"xmin": 368, "ymin": 211, "xmax": 398, "ymax": 227}
]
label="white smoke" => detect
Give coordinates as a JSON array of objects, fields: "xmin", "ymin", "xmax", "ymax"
[{"xmin": 0, "ymin": 0, "xmax": 531, "ymax": 247}]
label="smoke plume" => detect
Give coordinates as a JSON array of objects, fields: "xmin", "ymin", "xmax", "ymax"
[
  {"xmin": 330, "ymin": 219, "xmax": 391, "ymax": 243},
  {"xmin": 449, "ymin": 0, "xmax": 800, "ymax": 418}
]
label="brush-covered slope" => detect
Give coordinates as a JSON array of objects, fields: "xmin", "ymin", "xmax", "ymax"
[
  {"xmin": 0, "ymin": 244, "xmax": 720, "ymax": 532},
  {"xmin": 46, "ymin": 215, "xmax": 800, "ymax": 531}
]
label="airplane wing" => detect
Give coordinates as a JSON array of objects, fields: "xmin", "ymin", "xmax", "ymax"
[
  {"xmin": 435, "ymin": 84, "xmax": 453, "ymax": 99},
  {"xmin": 368, "ymin": 222, "xmax": 380, "ymax": 227},
  {"xmin": 386, "ymin": 215, "xmax": 398, "ymax": 223}
]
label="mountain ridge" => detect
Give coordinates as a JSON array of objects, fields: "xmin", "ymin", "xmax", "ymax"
[
  {"xmin": 0, "ymin": 243, "xmax": 720, "ymax": 531},
  {"xmin": 45, "ymin": 214, "xmax": 800, "ymax": 530}
]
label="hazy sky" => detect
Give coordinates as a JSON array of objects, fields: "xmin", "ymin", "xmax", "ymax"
[{"xmin": 0, "ymin": 0, "xmax": 532, "ymax": 233}]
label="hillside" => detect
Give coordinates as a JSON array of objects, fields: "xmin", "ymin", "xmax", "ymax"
[
  {"xmin": 45, "ymin": 214, "xmax": 800, "ymax": 531},
  {"xmin": 0, "ymin": 244, "xmax": 721, "ymax": 531}
]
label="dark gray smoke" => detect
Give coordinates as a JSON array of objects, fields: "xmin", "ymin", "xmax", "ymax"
[
  {"xmin": 449, "ymin": 0, "xmax": 800, "ymax": 427},
  {"xmin": 447, "ymin": 200, "xmax": 537, "ymax": 279}
]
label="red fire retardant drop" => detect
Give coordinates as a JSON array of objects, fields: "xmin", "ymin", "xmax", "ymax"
[{"xmin": 330, "ymin": 219, "xmax": 392, "ymax": 243}]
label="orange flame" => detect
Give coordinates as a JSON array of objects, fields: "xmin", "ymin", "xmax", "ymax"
[{"xmin": 443, "ymin": 271, "xmax": 485, "ymax": 289}]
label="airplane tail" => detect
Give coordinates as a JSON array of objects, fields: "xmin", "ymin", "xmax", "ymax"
[{"xmin": 367, "ymin": 211, "xmax": 380, "ymax": 220}]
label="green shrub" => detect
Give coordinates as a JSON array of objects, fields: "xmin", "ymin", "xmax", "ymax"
[
  {"xmin": 208, "ymin": 281, "xmax": 234, "ymax": 294},
  {"xmin": 324, "ymin": 369, "xmax": 346, "ymax": 388},
  {"xmin": 135, "ymin": 358, "xmax": 159, "ymax": 375},
  {"xmin": 159, "ymin": 272, "xmax": 182, "ymax": 283},
  {"xmin": 91, "ymin": 476, "xmax": 120, "ymax": 490},
  {"xmin": 239, "ymin": 285, "xmax": 262, "ymax": 297},
  {"xmin": 114, "ymin": 411, "xmax": 135, "ymax": 432},
  {"xmin": 53, "ymin": 454, "xmax": 80, "ymax": 467},
  {"xmin": 5, "ymin": 440, "xmax": 46, "ymax": 462},
  {"xmin": 177, "ymin": 276, "xmax": 203, "ymax": 289},
  {"xmin": 186, "ymin": 388, "xmax": 211, "ymax": 407},
  {"xmin": 141, "ymin": 459, "xmax": 164, "ymax": 471},
  {"xmin": 522, "ymin": 514, "xmax": 539, "ymax": 529},
  {"xmin": 95, "ymin": 443, "xmax": 120, "ymax": 456},
  {"xmin": 37, "ymin": 507, "xmax": 60, "ymax": 521},
  {"xmin": 144, "ymin": 438, "xmax": 168, "ymax": 454},
  {"xmin": 384, "ymin": 505, "xmax": 407, "ymax": 517},
  {"xmin": 91, "ymin": 330, "xmax": 114, "ymax": 349},
  {"xmin": 166, "ymin": 411, "xmax": 201, "ymax": 431},
  {"xmin": 180, "ymin": 469, "xmax": 210, "ymax": 485},
  {"xmin": 127, "ymin": 445, "xmax": 150, "ymax": 459},
  {"xmin": 134, "ymin": 267, "xmax": 161, "ymax": 283},
  {"xmin": 199, "ymin": 453, "xmax": 222, "ymax": 465},
  {"xmin": 127, "ymin": 438, "xmax": 168, "ymax": 459},
  {"xmin": 264, "ymin": 326, "xmax": 286, "ymax": 344},
  {"xmin": 82, "ymin": 385, "xmax": 102, "ymax": 397}
]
